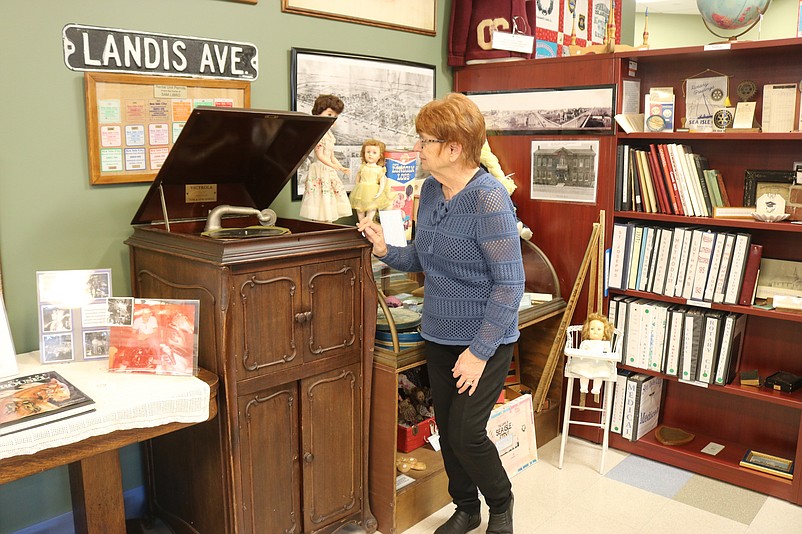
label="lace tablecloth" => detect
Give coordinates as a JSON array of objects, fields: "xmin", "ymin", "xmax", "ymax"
[{"xmin": 0, "ymin": 352, "xmax": 210, "ymax": 460}]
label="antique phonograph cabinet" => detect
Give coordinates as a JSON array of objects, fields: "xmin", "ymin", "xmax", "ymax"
[{"xmin": 126, "ymin": 108, "xmax": 377, "ymax": 533}]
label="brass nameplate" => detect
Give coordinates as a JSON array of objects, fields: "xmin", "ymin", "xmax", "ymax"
[{"xmin": 185, "ymin": 184, "xmax": 217, "ymax": 203}]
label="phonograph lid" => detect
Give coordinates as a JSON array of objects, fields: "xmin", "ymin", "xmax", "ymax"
[{"xmin": 131, "ymin": 107, "xmax": 335, "ymax": 226}]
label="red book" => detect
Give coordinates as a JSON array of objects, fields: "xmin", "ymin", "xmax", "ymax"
[
  {"xmin": 646, "ymin": 146, "xmax": 671, "ymax": 213},
  {"xmin": 738, "ymin": 244, "xmax": 763, "ymax": 306},
  {"xmin": 714, "ymin": 170, "xmax": 731, "ymax": 207},
  {"xmin": 656, "ymin": 144, "xmax": 684, "ymax": 215}
]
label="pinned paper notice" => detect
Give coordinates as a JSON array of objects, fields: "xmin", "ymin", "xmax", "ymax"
[{"xmin": 379, "ymin": 210, "xmax": 407, "ymax": 247}]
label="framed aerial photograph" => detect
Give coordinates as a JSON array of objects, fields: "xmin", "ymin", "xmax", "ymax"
[
  {"xmin": 291, "ymin": 48, "xmax": 435, "ymax": 199},
  {"xmin": 466, "ymin": 85, "xmax": 616, "ymax": 135},
  {"xmin": 743, "ymin": 169, "xmax": 796, "ymax": 207},
  {"xmin": 740, "ymin": 449, "xmax": 794, "ymax": 480},
  {"xmin": 281, "ymin": 0, "xmax": 437, "ymax": 36},
  {"xmin": 530, "ymin": 139, "xmax": 600, "ymax": 203}
]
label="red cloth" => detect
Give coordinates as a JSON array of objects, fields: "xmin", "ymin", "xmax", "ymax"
[{"xmin": 448, "ymin": 0, "xmax": 537, "ymax": 66}]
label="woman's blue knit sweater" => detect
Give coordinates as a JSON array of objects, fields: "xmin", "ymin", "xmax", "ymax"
[{"xmin": 381, "ymin": 170, "xmax": 525, "ymax": 360}]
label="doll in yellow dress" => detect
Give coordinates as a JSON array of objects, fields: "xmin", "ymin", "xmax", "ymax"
[
  {"xmin": 299, "ymin": 94, "xmax": 352, "ymax": 222},
  {"xmin": 350, "ymin": 138, "xmax": 395, "ymax": 221}
]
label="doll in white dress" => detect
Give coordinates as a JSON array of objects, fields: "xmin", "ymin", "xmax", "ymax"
[
  {"xmin": 350, "ymin": 138, "xmax": 395, "ymax": 221},
  {"xmin": 567, "ymin": 313, "xmax": 615, "ymax": 406},
  {"xmin": 299, "ymin": 94, "xmax": 352, "ymax": 223}
]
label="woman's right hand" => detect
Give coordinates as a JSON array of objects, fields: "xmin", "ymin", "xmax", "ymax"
[{"xmin": 356, "ymin": 218, "xmax": 388, "ymax": 257}]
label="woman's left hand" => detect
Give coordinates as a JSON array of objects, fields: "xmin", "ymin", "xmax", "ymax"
[{"xmin": 453, "ymin": 348, "xmax": 487, "ymax": 396}]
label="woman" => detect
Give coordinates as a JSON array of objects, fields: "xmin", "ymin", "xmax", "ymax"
[
  {"xmin": 357, "ymin": 93, "xmax": 523, "ymax": 534},
  {"xmin": 299, "ymin": 94, "xmax": 352, "ymax": 222}
]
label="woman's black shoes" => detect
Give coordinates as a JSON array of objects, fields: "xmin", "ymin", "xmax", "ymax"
[
  {"xmin": 486, "ymin": 495, "xmax": 513, "ymax": 534},
  {"xmin": 434, "ymin": 509, "xmax": 481, "ymax": 534}
]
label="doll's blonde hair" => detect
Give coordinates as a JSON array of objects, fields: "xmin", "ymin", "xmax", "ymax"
[
  {"xmin": 582, "ymin": 312, "xmax": 613, "ymax": 341},
  {"xmin": 361, "ymin": 138, "xmax": 386, "ymax": 166}
]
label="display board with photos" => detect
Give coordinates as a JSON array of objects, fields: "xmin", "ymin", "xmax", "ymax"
[
  {"xmin": 84, "ymin": 72, "xmax": 250, "ymax": 185},
  {"xmin": 36, "ymin": 269, "xmax": 113, "ymax": 365}
]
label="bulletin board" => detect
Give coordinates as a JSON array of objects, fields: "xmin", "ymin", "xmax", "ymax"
[{"xmin": 84, "ymin": 72, "xmax": 250, "ymax": 185}]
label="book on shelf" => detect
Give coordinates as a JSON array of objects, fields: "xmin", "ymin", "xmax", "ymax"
[
  {"xmin": 632, "ymin": 374, "xmax": 663, "ymax": 441},
  {"xmin": 622, "ymin": 372, "xmax": 663, "ymax": 442},
  {"xmin": 712, "ymin": 206, "xmax": 752, "ymax": 219},
  {"xmin": 636, "ymin": 226, "xmax": 657, "ymax": 292},
  {"xmin": 627, "ymin": 224, "xmax": 645, "ymax": 290},
  {"xmin": 629, "ymin": 148, "xmax": 643, "ymax": 212},
  {"xmin": 667, "ymin": 144, "xmax": 699, "ymax": 217},
  {"xmin": 723, "ymin": 233, "xmax": 752, "ymax": 305},
  {"xmin": 610, "ymin": 368, "xmax": 635, "ymax": 434},
  {"xmin": 703, "ymin": 169, "xmax": 724, "ymax": 208},
  {"xmin": 678, "ymin": 144, "xmax": 707, "ymax": 217},
  {"xmin": 697, "ymin": 310, "xmax": 725, "ymax": 384},
  {"xmin": 712, "ymin": 233, "xmax": 736, "ymax": 303},
  {"xmin": 650, "ymin": 228, "xmax": 673, "ymax": 295},
  {"xmin": 0, "ymin": 370, "xmax": 95, "ymax": 436},
  {"xmin": 690, "ymin": 230, "xmax": 717, "ymax": 302},
  {"xmin": 656, "ymin": 144, "xmax": 684, "ymax": 215},
  {"xmin": 738, "ymin": 244, "xmax": 764, "ymax": 306},
  {"xmin": 703, "ymin": 234, "xmax": 727, "ymax": 302},
  {"xmin": 624, "ymin": 299, "xmax": 646, "ymax": 368},
  {"xmin": 680, "ymin": 308, "xmax": 704, "ymax": 382},
  {"xmin": 681, "ymin": 228, "xmax": 705, "ymax": 300},
  {"xmin": 647, "ymin": 302, "xmax": 670, "ymax": 372},
  {"xmin": 690, "ymin": 152, "xmax": 714, "ymax": 217},
  {"xmin": 664, "ymin": 305, "xmax": 685, "ymax": 377},
  {"xmin": 635, "ymin": 149, "xmax": 657, "ymax": 213},
  {"xmin": 713, "ymin": 313, "xmax": 747, "ymax": 386},
  {"xmin": 608, "ymin": 222, "xmax": 632, "ymax": 290},
  {"xmin": 615, "ymin": 145, "xmax": 626, "ymax": 212},
  {"xmin": 614, "ymin": 113, "xmax": 645, "ymax": 133},
  {"xmin": 663, "ymin": 226, "xmax": 690, "ymax": 298},
  {"xmin": 714, "ymin": 170, "xmax": 731, "ymax": 207},
  {"xmin": 647, "ymin": 146, "xmax": 672, "ymax": 214}
]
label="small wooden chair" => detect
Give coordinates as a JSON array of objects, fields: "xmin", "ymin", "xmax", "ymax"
[{"xmin": 558, "ymin": 325, "xmax": 623, "ymax": 474}]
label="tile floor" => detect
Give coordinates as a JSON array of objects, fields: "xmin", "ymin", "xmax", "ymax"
[{"xmin": 393, "ymin": 436, "xmax": 802, "ymax": 534}]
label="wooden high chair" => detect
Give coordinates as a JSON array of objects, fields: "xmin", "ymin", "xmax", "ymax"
[{"xmin": 558, "ymin": 325, "xmax": 623, "ymax": 474}]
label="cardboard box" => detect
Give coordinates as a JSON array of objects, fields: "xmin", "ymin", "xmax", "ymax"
[
  {"xmin": 397, "ymin": 417, "xmax": 436, "ymax": 453},
  {"xmin": 486, "ymin": 393, "xmax": 538, "ymax": 477}
]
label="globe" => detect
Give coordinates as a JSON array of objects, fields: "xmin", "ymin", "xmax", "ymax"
[{"xmin": 697, "ymin": 0, "xmax": 772, "ymax": 39}]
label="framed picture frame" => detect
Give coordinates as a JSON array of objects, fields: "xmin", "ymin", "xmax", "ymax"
[
  {"xmin": 290, "ymin": 48, "xmax": 435, "ymax": 200},
  {"xmin": 740, "ymin": 449, "xmax": 794, "ymax": 480},
  {"xmin": 530, "ymin": 139, "xmax": 600, "ymax": 203},
  {"xmin": 743, "ymin": 169, "xmax": 796, "ymax": 207},
  {"xmin": 84, "ymin": 72, "xmax": 250, "ymax": 185},
  {"xmin": 465, "ymin": 85, "xmax": 616, "ymax": 135},
  {"xmin": 281, "ymin": 0, "xmax": 437, "ymax": 36}
]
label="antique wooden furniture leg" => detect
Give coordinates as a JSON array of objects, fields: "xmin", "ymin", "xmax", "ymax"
[{"xmin": 68, "ymin": 449, "xmax": 126, "ymax": 534}]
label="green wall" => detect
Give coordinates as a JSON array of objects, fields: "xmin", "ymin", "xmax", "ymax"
[{"xmin": 0, "ymin": 1, "xmax": 451, "ymax": 531}]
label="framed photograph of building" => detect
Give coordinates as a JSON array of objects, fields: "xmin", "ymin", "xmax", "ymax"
[
  {"xmin": 466, "ymin": 85, "xmax": 616, "ymax": 135},
  {"xmin": 281, "ymin": 0, "xmax": 437, "ymax": 36},
  {"xmin": 530, "ymin": 139, "xmax": 600, "ymax": 203},
  {"xmin": 290, "ymin": 48, "xmax": 436, "ymax": 199}
]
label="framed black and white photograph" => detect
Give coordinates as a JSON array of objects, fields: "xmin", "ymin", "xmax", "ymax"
[
  {"xmin": 466, "ymin": 85, "xmax": 616, "ymax": 135},
  {"xmin": 530, "ymin": 139, "xmax": 600, "ymax": 203},
  {"xmin": 291, "ymin": 48, "xmax": 436, "ymax": 199},
  {"xmin": 83, "ymin": 329, "xmax": 110, "ymax": 360},
  {"xmin": 743, "ymin": 169, "xmax": 796, "ymax": 207}
]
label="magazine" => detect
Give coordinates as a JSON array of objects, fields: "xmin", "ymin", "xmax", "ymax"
[
  {"xmin": 0, "ymin": 370, "xmax": 95, "ymax": 436},
  {"xmin": 108, "ymin": 299, "xmax": 199, "ymax": 376}
]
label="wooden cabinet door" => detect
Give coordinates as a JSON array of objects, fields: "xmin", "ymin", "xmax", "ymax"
[
  {"xmin": 237, "ymin": 382, "xmax": 302, "ymax": 534},
  {"xmin": 301, "ymin": 363, "xmax": 363, "ymax": 532},
  {"xmin": 232, "ymin": 265, "xmax": 303, "ymax": 379},
  {"xmin": 299, "ymin": 257, "xmax": 361, "ymax": 364}
]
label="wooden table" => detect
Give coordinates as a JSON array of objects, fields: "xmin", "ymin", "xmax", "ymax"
[{"xmin": 0, "ymin": 368, "xmax": 218, "ymax": 534}]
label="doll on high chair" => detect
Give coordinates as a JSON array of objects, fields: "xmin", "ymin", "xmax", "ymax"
[{"xmin": 571, "ymin": 312, "xmax": 614, "ymax": 407}]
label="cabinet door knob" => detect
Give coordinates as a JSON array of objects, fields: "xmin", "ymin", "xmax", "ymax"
[
  {"xmin": 304, "ymin": 452, "xmax": 314, "ymax": 463},
  {"xmin": 294, "ymin": 311, "xmax": 312, "ymax": 323}
]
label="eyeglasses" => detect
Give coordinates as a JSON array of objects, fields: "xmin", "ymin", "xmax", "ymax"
[{"xmin": 416, "ymin": 136, "xmax": 446, "ymax": 147}]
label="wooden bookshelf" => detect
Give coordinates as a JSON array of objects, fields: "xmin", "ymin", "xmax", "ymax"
[{"xmin": 455, "ymin": 37, "xmax": 802, "ymax": 506}]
